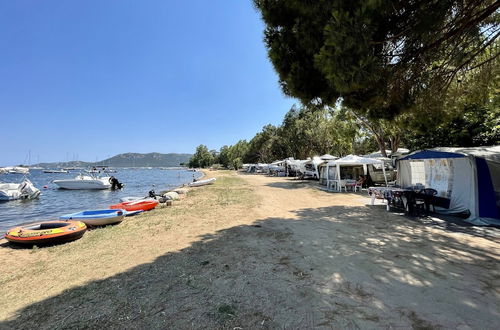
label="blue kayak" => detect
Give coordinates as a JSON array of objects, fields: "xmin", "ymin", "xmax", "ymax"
[
  {"xmin": 60, "ymin": 209, "xmax": 125, "ymax": 226},
  {"xmin": 123, "ymin": 210, "xmax": 143, "ymax": 217}
]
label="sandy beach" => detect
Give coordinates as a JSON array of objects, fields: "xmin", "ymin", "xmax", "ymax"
[{"xmin": 0, "ymin": 170, "xmax": 498, "ymax": 329}]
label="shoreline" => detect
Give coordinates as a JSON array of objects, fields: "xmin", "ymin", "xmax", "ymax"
[
  {"xmin": 0, "ymin": 171, "xmax": 498, "ymax": 328},
  {"xmin": 0, "ymin": 168, "xmax": 203, "ymax": 236}
]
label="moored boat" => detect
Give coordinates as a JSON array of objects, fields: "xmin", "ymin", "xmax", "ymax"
[
  {"xmin": 188, "ymin": 177, "xmax": 216, "ymax": 187},
  {"xmin": 0, "ymin": 179, "xmax": 41, "ymax": 201},
  {"xmin": 43, "ymin": 169, "xmax": 69, "ymax": 173},
  {"xmin": 53, "ymin": 174, "xmax": 111, "ymax": 190},
  {"xmin": 2, "ymin": 167, "xmax": 30, "ymax": 175},
  {"xmin": 60, "ymin": 209, "xmax": 125, "ymax": 226},
  {"xmin": 110, "ymin": 200, "xmax": 159, "ymax": 212},
  {"xmin": 5, "ymin": 220, "xmax": 87, "ymax": 246}
]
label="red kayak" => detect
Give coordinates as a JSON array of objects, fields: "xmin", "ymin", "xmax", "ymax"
[{"xmin": 110, "ymin": 200, "xmax": 159, "ymax": 212}]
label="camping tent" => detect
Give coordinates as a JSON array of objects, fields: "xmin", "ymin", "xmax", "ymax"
[
  {"xmin": 327, "ymin": 155, "xmax": 387, "ymax": 191},
  {"xmin": 397, "ymin": 146, "xmax": 500, "ymax": 226}
]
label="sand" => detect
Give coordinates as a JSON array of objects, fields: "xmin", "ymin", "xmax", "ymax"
[{"xmin": 0, "ymin": 171, "xmax": 498, "ymax": 329}]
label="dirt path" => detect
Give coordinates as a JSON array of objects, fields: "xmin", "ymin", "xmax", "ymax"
[{"xmin": 0, "ymin": 171, "xmax": 498, "ymax": 329}]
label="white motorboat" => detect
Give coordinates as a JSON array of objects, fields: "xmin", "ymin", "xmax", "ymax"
[
  {"xmin": 0, "ymin": 179, "xmax": 41, "ymax": 201},
  {"xmin": 2, "ymin": 167, "xmax": 30, "ymax": 175},
  {"xmin": 53, "ymin": 174, "xmax": 112, "ymax": 190},
  {"xmin": 188, "ymin": 177, "xmax": 216, "ymax": 187},
  {"xmin": 120, "ymin": 196, "xmax": 148, "ymax": 203},
  {"xmin": 43, "ymin": 169, "xmax": 69, "ymax": 173}
]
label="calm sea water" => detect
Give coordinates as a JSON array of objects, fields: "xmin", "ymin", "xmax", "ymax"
[{"xmin": 0, "ymin": 168, "xmax": 203, "ymax": 234}]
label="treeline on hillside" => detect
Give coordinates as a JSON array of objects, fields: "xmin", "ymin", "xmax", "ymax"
[
  {"xmin": 191, "ymin": 1, "xmax": 499, "ymax": 168},
  {"xmin": 189, "ymin": 93, "xmax": 499, "ymax": 169},
  {"xmin": 189, "ymin": 105, "xmax": 371, "ymax": 169}
]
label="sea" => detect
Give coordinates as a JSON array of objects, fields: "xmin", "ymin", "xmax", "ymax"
[{"xmin": 0, "ymin": 168, "xmax": 203, "ymax": 234}]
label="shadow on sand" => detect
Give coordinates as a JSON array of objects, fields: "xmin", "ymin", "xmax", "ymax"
[{"xmin": 1, "ymin": 205, "xmax": 499, "ymax": 329}]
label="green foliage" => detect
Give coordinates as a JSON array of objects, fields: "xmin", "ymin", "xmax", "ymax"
[
  {"xmin": 403, "ymin": 102, "xmax": 500, "ymax": 150},
  {"xmin": 188, "ymin": 145, "xmax": 214, "ymax": 168},
  {"xmin": 254, "ymin": 0, "xmax": 499, "ymax": 119},
  {"xmin": 193, "ymin": 104, "xmax": 365, "ymax": 167}
]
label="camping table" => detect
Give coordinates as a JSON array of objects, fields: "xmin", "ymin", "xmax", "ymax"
[
  {"xmin": 387, "ymin": 188, "xmax": 416, "ymax": 214},
  {"xmin": 368, "ymin": 187, "xmax": 391, "ymax": 206}
]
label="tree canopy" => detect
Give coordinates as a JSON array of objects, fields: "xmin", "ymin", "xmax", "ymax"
[{"xmin": 254, "ymin": 0, "xmax": 499, "ymax": 119}]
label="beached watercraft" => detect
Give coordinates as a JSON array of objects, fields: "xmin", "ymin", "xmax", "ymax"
[
  {"xmin": 59, "ymin": 209, "xmax": 125, "ymax": 226},
  {"xmin": 120, "ymin": 196, "xmax": 152, "ymax": 203},
  {"xmin": 188, "ymin": 177, "xmax": 216, "ymax": 187},
  {"xmin": 123, "ymin": 210, "xmax": 143, "ymax": 216},
  {"xmin": 5, "ymin": 220, "xmax": 87, "ymax": 245},
  {"xmin": 53, "ymin": 174, "xmax": 111, "ymax": 190},
  {"xmin": 110, "ymin": 200, "xmax": 159, "ymax": 212},
  {"xmin": 0, "ymin": 179, "xmax": 41, "ymax": 201}
]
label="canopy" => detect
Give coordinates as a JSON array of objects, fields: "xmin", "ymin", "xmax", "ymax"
[
  {"xmin": 319, "ymin": 154, "xmax": 338, "ymax": 160},
  {"xmin": 401, "ymin": 146, "xmax": 500, "ymax": 163},
  {"xmin": 331, "ymin": 155, "xmax": 384, "ymax": 166},
  {"xmin": 327, "ymin": 155, "xmax": 387, "ymax": 191}
]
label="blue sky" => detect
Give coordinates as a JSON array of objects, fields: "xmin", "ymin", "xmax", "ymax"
[{"xmin": 0, "ymin": 0, "xmax": 295, "ymax": 165}]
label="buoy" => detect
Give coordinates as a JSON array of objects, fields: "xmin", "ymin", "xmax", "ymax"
[{"xmin": 43, "ymin": 185, "xmax": 48, "ymax": 189}]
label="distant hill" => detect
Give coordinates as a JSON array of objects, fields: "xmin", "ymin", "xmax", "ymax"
[{"xmin": 34, "ymin": 152, "xmax": 192, "ymax": 168}]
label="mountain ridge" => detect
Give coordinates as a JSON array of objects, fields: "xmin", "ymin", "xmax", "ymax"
[{"xmin": 34, "ymin": 152, "xmax": 192, "ymax": 168}]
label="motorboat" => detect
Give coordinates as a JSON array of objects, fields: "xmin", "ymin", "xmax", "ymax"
[
  {"xmin": 188, "ymin": 177, "xmax": 216, "ymax": 187},
  {"xmin": 43, "ymin": 169, "xmax": 69, "ymax": 173},
  {"xmin": 2, "ymin": 167, "xmax": 29, "ymax": 175},
  {"xmin": 60, "ymin": 209, "xmax": 125, "ymax": 226},
  {"xmin": 120, "ymin": 196, "xmax": 155, "ymax": 203},
  {"xmin": 0, "ymin": 179, "xmax": 41, "ymax": 201},
  {"xmin": 53, "ymin": 174, "xmax": 112, "ymax": 190}
]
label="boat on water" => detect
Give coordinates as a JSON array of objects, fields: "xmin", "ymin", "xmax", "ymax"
[
  {"xmin": 86, "ymin": 167, "xmax": 117, "ymax": 174},
  {"xmin": 110, "ymin": 200, "xmax": 159, "ymax": 212},
  {"xmin": 188, "ymin": 177, "xmax": 216, "ymax": 187},
  {"xmin": 43, "ymin": 169, "xmax": 69, "ymax": 173},
  {"xmin": 60, "ymin": 209, "xmax": 125, "ymax": 226},
  {"xmin": 53, "ymin": 174, "xmax": 112, "ymax": 190},
  {"xmin": 0, "ymin": 179, "xmax": 41, "ymax": 201},
  {"xmin": 5, "ymin": 220, "xmax": 87, "ymax": 246},
  {"xmin": 1, "ymin": 166, "xmax": 30, "ymax": 175}
]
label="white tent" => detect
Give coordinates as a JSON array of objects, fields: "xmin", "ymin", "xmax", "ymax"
[
  {"xmin": 326, "ymin": 155, "xmax": 387, "ymax": 191},
  {"xmin": 319, "ymin": 154, "xmax": 337, "ymax": 161},
  {"xmin": 397, "ymin": 146, "xmax": 500, "ymax": 225}
]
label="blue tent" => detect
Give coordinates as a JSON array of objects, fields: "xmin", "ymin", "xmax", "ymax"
[{"xmin": 398, "ymin": 146, "xmax": 500, "ymax": 226}]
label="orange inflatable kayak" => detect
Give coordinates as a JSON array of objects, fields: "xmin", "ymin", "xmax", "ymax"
[
  {"xmin": 110, "ymin": 199, "xmax": 158, "ymax": 212},
  {"xmin": 5, "ymin": 220, "xmax": 87, "ymax": 246}
]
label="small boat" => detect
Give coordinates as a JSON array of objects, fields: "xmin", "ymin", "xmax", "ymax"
[
  {"xmin": 60, "ymin": 209, "xmax": 125, "ymax": 226},
  {"xmin": 120, "ymin": 196, "xmax": 150, "ymax": 203},
  {"xmin": 5, "ymin": 220, "xmax": 87, "ymax": 246},
  {"xmin": 3, "ymin": 167, "xmax": 30, "ymax": 175},
  {"xmin": 43, "ymin": 169, "xmax": 69, "ymax": 173},
  {"xmin": 0, "ymin": 179, "xmax": 41, "ymax": 201},
  {"xmin": 123, "ymin": 210, "xmax": 143, "ymax": 217},
  {"xmin": 53, "ymin": 174, "xmax": 111, "ymax": 190},
  {"xmin": 110, "ymin": 200, "xmax": 159, "ymax": 212},
  {"xmin": 188, "ymin": 177, "xmax": 216, "ymax": 187}
]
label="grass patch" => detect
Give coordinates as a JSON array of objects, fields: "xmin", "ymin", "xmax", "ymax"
[{"xmin": 216, "ymin": 303, "xmax": 237, "ymax": 320}]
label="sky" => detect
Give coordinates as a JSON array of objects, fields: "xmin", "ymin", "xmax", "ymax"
[{"xmin": 0, "ymin": 0, "xmax": 296, "ymax": 165}]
